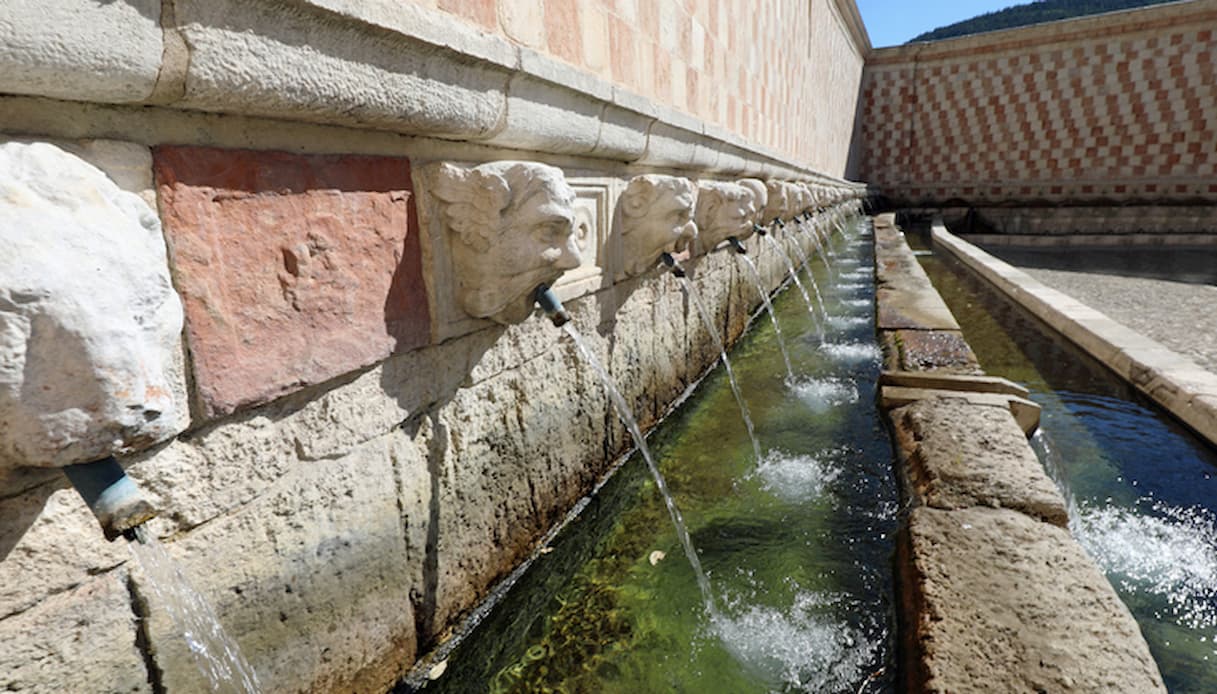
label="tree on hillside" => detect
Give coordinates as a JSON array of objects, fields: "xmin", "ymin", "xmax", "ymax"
[{"xmin": 909, "ymin": 0, "xmax": 1176, "ymax": 43}]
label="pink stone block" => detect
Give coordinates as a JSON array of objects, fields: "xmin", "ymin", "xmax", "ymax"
[{"xmin": 154, "ymin": 146, "xmax": 429, "ymax": 418}]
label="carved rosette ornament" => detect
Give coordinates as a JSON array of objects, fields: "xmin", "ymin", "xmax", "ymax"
[
  {"xmin": 619, "ymin": 175, "xmax": 697, "ymax": 277},
  {"xmin": 693, "ymin": 180, "xmax": 753, "ymax": 253},
  {"xmin": 430, "ymin": 161, "xmax": 582, "ymax": 325}
]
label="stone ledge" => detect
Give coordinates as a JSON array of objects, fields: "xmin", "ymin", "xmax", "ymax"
[
  {"xmin": 932, "ymin": 221, "xmax": 1217, "ymax": 448},
  {"xmin": 900, "ymin": 506, "xmax": 1165, "ymax": 694}
]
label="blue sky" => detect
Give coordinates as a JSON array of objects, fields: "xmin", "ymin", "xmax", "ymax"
[{"xmin": 856, "ymin": 0, "xmax": 1020, "ymax": 47}]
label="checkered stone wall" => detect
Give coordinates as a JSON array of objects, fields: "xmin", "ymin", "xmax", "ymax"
[{"xmin": 859, "ymin": 1, "xmax": 1217, "ymax": 206}]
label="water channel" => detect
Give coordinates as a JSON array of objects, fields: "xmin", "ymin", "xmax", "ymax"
[
  {"xmin": 407, "ymin": 219, "xmax": 897, "ymax": 693},
  {"xmin": 913, "ymin": 232, "xmax": 1217, "ymax": 693}
]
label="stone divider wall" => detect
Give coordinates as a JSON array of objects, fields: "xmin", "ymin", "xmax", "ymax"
[
  {"xmin": 859, "ymin": 0, "xmax": 1217, "ymax": 234},
  {"xmin": 872, "ymin": 214, "xmax": 1166, "ymax": 692},
  {"xmin": 0, "ymin": 2, "xmax": 869, "ymax": 691}
]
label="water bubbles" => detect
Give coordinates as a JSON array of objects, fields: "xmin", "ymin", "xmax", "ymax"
[
  {"xmin": 791, "ymin": 377, "xmax": 860, "ymax": 413},
  {"xmin": 820, "ymin": 341, "xmax": 882, "ymax": 364},
  {"xmin": 750, "ymin": 449, "xmax": 842, "ymax": 503},
  {"xmin": 841, "ymin": 298, "xmax": 873, "ymax": 310},
  {"xmin": 1073, "ymin": 500, "xmax": 1217, "ymax": 631},
  {"xmin": 826, "ymin": 315, "xmax": 870, "ymax": 329},
  {"xmin": 710, "ymin": 588, "xmax": 880, "ymax": 693}
]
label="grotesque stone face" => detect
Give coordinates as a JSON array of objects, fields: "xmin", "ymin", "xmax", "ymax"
[
  {"xmin": 693, "ymin": 180, "xmax": 753, "ymax": 252},
  {"xmin": 762, "ymin": 180, "xmax": 789, "ymax": 225},
  {"xmin": 619, "ymin": 175, "xmax": 697, "ymax": 277},
  {"xmin": 431, "ymin": 161, "xmax": 582, "ymax": 325},
  {"xmin": 0, "ymin": 142, "xmax": 185, "ymax": 469},
  {"xmin": 738, "ymin": 178, "xmax": 768, "ymax": 231}
]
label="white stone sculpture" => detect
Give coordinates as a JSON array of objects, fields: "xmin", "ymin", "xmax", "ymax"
[
  {"xmin": 619, "ymin": 175, "xmax": 697, "ymax": 277},
  {"xmin": 0, "ymin": 142, "xmax": 184, "ymax": 469},
  {"xmin": 693, "ymin": 180, "xmax": 754, "ymax": 253},
  {"xmin": 762, "ymin": 180, "xmax": 789, "ymax": 225},
  {"xmin": 738, "ymin": 179, "xmax": 769, "ymax": 230},
  {"xmin": 430, "ymin": 161, "xmax": 582, "ymax": 325}
]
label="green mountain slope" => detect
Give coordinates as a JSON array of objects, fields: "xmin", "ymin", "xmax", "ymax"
[{"xmin": 909, "ymin": 0, "xmax": 1178, "ymax": 43}]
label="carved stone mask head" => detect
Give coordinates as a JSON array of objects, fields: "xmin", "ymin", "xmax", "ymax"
[
  {"xmin": 0, "ymin": 142, "xmax": 184, "ymax": 468},
  {"xmin": 738, "ymin": 178, "xmax": 768, "ymax": 231},
  {"xmin": 619, "ymin": 175, "xmax": 697, "ymax": 277},
  {"xmin": 762, "ymin": 180, "xmax": 789, "ymax": 224},
  {"xmin": 694, "ymin": 180, "xmax": 752, "ymax": 252},
  {"xmin": 431, "ymin": 161, "xmax": 581, "ymax": 325}
]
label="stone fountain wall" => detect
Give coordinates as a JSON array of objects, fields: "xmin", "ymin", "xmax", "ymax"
[
  {"xmin": 859, "ymin": 0, "xmax": 1217, "ymax": 235},
  {"xmin": 0, "ymin": 1, "xmax": 869, "ymax": 691}
]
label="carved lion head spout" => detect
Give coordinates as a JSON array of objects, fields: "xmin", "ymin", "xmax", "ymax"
[
  {"xmin": 693, "ymin": 180, "xmax": 754, "ymax": 253},
  {"xmin": 431, "ymin": 161, "xmax": 581, "ymax": 325},
  {"xmin": 762, "ymin": 180, "xmax": 790, "ymax": 225},
  {"xmin": 738, "ymin": 178, "xmax": 768, "ymax": 230},
  {"xmin": 619, "ymin": 175, "xmax": 697, "ymax": 277}
]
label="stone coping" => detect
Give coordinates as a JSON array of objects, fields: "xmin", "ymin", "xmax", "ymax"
[
  {"xmin": 873, "ymin": 217, "xmax": 1165, "ymax": 693},
  {"xmin": 958, "ymin": 232, "xmax": 1217, "ymax": 248},
  {"xmin": 0, "ymin": 0, "xmax": 863, "ymax": 186},
  {"xmin": 932, "ymin": 220, "xmax": 1217, "ymax": 448}
]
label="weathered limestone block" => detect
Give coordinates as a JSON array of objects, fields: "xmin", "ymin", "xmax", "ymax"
[
  {"xmin": 172, "ymin": 0, "xmax": 509, "ymax": 137},
  {"xmin": 154, "ymin": 145, "xmax": 429, "ymax": 419},
  {"xmin": 618, "ymin": 175, "xmax": 697, "ymax": 277},
  {"xmin": 0, "ymin": 142, "xmax": 185, "ymax": 469},
  {"xmin": 0, "ymin": 570, "xmax": 149, "ymax": 692},
  {"xmin": 427, "ymin": 161, "xmax": 582, "ymax": 325},
  {"xmin": 0, "ymin": 0, "xmax": 162, "ymax": 103},
  {"xmin": 891, "ymin": 398, "xmax": 1068, "ymax": 526},
  {"xmin": 901, "ymin": 506, "xmax": 1165, "ymax": 693},
  {"xmin": 135, "ymin": 434, "xmax": 415, "ymax": 693},
  {"xmin": 694, "ymin": 180, "xmax": 754, "ymax": 253}
]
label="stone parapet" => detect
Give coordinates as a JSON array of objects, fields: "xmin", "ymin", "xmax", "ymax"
[{"xmin": 874, "ymin": 213, "xmax": 1165, "ymax": 693}]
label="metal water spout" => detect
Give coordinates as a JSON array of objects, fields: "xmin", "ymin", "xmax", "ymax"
[
  {"xmin": 659, "ymin": 251, "xmax": 687, "ymax": 278},
  {"xmin": 727, "ymin": 236, "xmax": 748, "ymax": 254},
  {"xmin": 752, "ymin": 223, "xmax": 768, "ymax": 237},
  {"xmin": 62, "ymin": 457, "xmax": 157, "ymax": 541},
  {"xmin": 533, "ymin": 283, "xmax": 571, "ymax": 328}
]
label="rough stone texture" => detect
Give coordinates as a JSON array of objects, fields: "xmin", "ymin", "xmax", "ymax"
[
  {"xmin": 134, "ymin": 435, "xmax": 415, "ymax": 693},
  {"xmin": 617, "ymin": 175, "xmax": 697, "ymax": 278},
  {"xmin": 901, "ymin": 506, "xmax": 1165, "ymax": 694},
  {"xmin": 0, "ymin": 0, "xmax": 162, "ymax": 103},
  {"xmin": 0, "ymin": 570, "xmax": 150, "ymax": 693},
  {"xmin": 154, "ymin": 145, "xmax": 429, "ymax": 419},
  {"xmin": 0, "ymin": 142, "xmax": 186, "ymax": 469},
  {"xmin": 891, "ymin": 398, "xmax": 1067, "ymax": 526},
  {"xmin": 895, "ymin": 330, "xmax": 983, "ymax": 375}
]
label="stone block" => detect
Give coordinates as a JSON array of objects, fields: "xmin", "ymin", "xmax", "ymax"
[
  {"xmin": 0, "ymin": 142, "xmax": 186, "ymax": 469},
  {"xmin": 895, "ymin": 330, "xmax": 982, "ymax": 374},
  {"xmin": 891, "ymin": 397, "xmax": 1067, "ymax": 526},
  {"xmin": 173, "ymin": 0, "xmax": 509, "ymax": 137},
  {"xmin": 134, "ymin": 435, "xmax": 415, "ymax": 693},
  {"xmin": 0, "ymin": 571, "xmax": 149, "ymax": 693},
  {"xmin": 488, "ymin": 75, "xmax": 604, "ymax": 154},
  {"xmin": 901, "ymin": 506, "xmax": 1165, "ymax": 693},
  {"xmin": 0, "ymin": 0, "xmax": 162, "ymax": 103},
  {"xmin": 154, "ymin": 145, "xmax": 430, "ymax": 418}
]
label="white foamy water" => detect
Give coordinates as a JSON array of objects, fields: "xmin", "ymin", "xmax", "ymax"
[
  {"xmin": 792, "ymin": 377, "xmax": 859, "ymax": 413},
  {"xmin": 840, "ymin": 269, "xmax": 873, "ymax": 281},
  {"xmin": 1073, "ymin": 500, "xmax": 1217, "ymax": 631},
  {"xmin": 821, "ymin": 342, "xmax": 882, "ymax": 364},
  {"xmin": 711, "ymin": 589, "xmax": 879, "ymax": 693},
  {"xmin": 826, "ymin": 315, "xmax": 869, "ymax": 329},
  {"xmin": 841, "ymin": 298, "xmax": 872, "ymax": 310},
  {"xmin": 751, "ymin": 449, "xmax": 841, "ymax": 502},
  {"xmin": 834, "ymin": 282, "xmax": 869, "ymax": 292}
]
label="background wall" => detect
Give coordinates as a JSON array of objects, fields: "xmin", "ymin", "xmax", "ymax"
[{"xmin": 859, "ymin": 0, "xmax": 1217, "ymax": 207}]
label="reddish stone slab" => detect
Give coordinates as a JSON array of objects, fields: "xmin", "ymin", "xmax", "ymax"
[{"xmin": 155, "ymin": 146, "xmax": 429, "ymax": 418}]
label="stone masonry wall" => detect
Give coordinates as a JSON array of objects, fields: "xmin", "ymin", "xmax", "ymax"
[
  {"xmin": 859, "ymin": 0, "xmax": 1217, "ymax": 208},
  {"xmin": 0, "ymin": 2, "xmax": 870, "ymax": 691}
]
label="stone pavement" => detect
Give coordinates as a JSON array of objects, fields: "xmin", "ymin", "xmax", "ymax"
[{"xmin": 1007, "ymin": 266, "xmax": 1217, "ymax": 375}]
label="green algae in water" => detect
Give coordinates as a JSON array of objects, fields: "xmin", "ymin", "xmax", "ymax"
[{"xmin": 411, "ymin": 220, "xmax": 895, "ymax": 693}]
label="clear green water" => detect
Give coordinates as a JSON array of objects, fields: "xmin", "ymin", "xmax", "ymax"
[
  {"xmin": 407, "ymin": 221, "xmax": 897, "ymax": 693},
  {"xmin": 915, "ymin": 236, "xmax": 1217, "ymax": 693}
]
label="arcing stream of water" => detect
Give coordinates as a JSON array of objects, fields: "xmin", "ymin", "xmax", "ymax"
[
  {"xmin": 736, "ymin": 253, "xmax": 795, "ymax": 383},
  {"xmin": 412, "ymin": 216, "xmax": 897, "ymax": 693},
  {"xmin": 762, "ymin": 233, "xmax": 825, "ymax": 343},
  {"xmin": 129, "ymin": 526, "xmax": 262, "ymax": 694}
]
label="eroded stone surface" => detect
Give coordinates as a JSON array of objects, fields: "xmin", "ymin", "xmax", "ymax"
[
  {"xmin": 901, "ymin": 506, "xmax": 1165, "ymax": 694},
  {"xmin": 892, "ymin": 397, "xmax": 1067, "ymax": 526},
  {"xmin": 0, "ymin": 141, "xmax": 185, "ymax": 468},
  {"xmin": 155, "ymin": 145, "xmax": 429, "ymax": 419},
  {"xmin": 0, "ymin": 570, "xmax": 149, "ymax": 693},
  {"xmin": 896, "ymin": 330, "xmax": 982, "ymax": 374}
]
